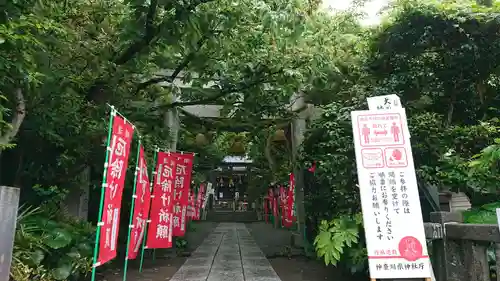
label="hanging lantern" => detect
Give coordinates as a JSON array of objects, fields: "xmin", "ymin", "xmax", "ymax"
[
  {"xmin": 195, "ymin": 133, "xmax": 207, "ymax": 146},
  {"xmin": 273, "ymin": 129, "xmax": 286, "ymax": 142}
]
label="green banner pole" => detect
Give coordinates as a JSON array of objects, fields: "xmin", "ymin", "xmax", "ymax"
[
  {"xmin": 91, "ymin": 106, "xmax": 116, "ymax": 281},
  {"xmin": 123, "ymin": 136, "xmax": 142, "ymax": 281},
  {"xmin": 139, "ymin": 146, "xmax": 158, "ymax": 272}
]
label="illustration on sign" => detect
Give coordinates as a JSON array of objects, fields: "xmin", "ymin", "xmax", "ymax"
[
  {"xmin": 361, "ymin": 148, "xmax": 384, "ymax": 168},
  {"xmin": 357, "ymin": 113, "xmax": 404, "ymax": 147},
  {"xmin": 385, "ymin": 147, "xmax": 408, "ymax": 168}
]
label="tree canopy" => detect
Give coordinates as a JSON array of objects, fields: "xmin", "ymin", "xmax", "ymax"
[{"xmin": 5, "ymin": 0, "xmax": 500, "ymax": 280}]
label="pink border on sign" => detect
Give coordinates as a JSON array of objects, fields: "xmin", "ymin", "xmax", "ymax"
[
  {"xmin": 368, "ymin": 255, "xmax": 429, "ymax": 259},
  {"xmin": 361, "ymin": 148, "xmax": 385, "ymax": 169},
  {"xmin": 357, "ymin": 113, "xmax": 405, "ymax": 147},
  {"xmin": 384, "ymin": 147, "xmax": 408, "ymax": 168}
]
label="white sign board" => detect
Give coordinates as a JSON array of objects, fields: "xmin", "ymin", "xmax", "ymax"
[
  {"xmin": 367, "ymin": 94, "xmax": 410, "ymax": 138},
  {"xmin": 367, "ymin": 94, "xmax": 402, "ymax": 110},
  {"xmin": 351, "ymin": 109, "xmax": 431, "ymax": 279},
  {"xmin": 202, "ymin": 183, "xmax": 213, "ymax": 209},
  {"xmin": 0, "ymin": 186, "xmax": 20, "ymax": 281},
  {"xmin": 496, "ymin": 208, "xmax": 500, "ymax": 233}
]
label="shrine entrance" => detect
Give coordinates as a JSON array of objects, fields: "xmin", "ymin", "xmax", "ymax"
[{"xmin": 211, "ymin": 155, "xmax": 253, "ymax": 212}]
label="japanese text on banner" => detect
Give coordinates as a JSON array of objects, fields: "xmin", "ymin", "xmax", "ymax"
[
  {"xmin": 98, "ymin": 115, "xmax": 134, "ymax": 265},
  {"xmin": 351, "ymin": 110, "xmax": 431, "ymax": 279},
  {"xmin": 186, "ymin": 188, "xmax": 193, "ymax": 221},
  {"xmin": 127, "ymin": 145, "xmax": 151, "ymax": 260},
  {"xmin": 146, "ymin": 152, "xmax": 176, "ymax": 249},
  {"xmin": 189, "ymin": 188, "xmax": 196, "ymax": 220},
  {"xmin": 171, "ymin": 152, "xmax": 194, "ymax": 237}
]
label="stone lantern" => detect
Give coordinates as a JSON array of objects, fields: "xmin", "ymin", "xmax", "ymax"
[
  {"xmin": 195, "ymin": 133, "xmax": 208, "ymax": 146},
  {"xmin": 273, "ymin": 129, "xmax": 286, "ymax": 142}
]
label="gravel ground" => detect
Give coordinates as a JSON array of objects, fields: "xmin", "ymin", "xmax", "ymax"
[
  {"xmin": 270, "ymin": 256, "xmax": 342, "ymax": 281},
  {"xmin": 246, "ymin": 221, "xmax": 363, "ymax": 281}
]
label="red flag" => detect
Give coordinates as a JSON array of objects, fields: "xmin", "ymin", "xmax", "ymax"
[
  {"xmin": 284, "ymin": 173, "xmax": 296, "ymax": 228},
  {"xmin": 172, "ymin": 152, "xmax": 194, "ymax": 237},
  {"xmin": 194, "ymin": 183, "xmax": 205, "ymax": 220},
  {"xmin": 127, "ymin": 145, "xmax": 151, "ymax": 260},
  {"xmin": 308, "ymin": 161, "xmax": 317, "ymax": 173},
  {"xmin": 146, "ymin": 152, "xmax": 176, "ymax": 249},
  {"xmin": 266, "ymin": 188, "xmax": 274, "ymax": 223},
  {"xmin": 273, "ymin": 197, "xmax": 278, "ymax": 219},
  {"xmin": 187, "ymin": 188, "xmax": 195, "ymax": 221},
  {"xmin": 279, "ymin": 186, "xmax": 286, "ymax": 226},
  {"xmin": 98, "ymin": 115, "xmax": 134, "ymax": 265},
  {"xmin": 270, "ymin": 186, "xmax": 278, "ymax": 219}
]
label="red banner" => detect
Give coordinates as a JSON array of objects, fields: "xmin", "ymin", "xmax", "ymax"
[
  {"xmin": 279, "ymin": 186, "xmax": 286, "ymax": 226},
  {"xmin": 98, "ymin": 115, "xmax": 134, "ymax": 265},
  {"xmin": 146, "ymin": 152, "xmax": 176, "ymax": 249},
  {"xmin": 127, "ymin": 146, "xmax": 151, "ymax": 260},
  {"xmin": 284, "ymin": 173, "xmax": 296, "ymax": 228},
  {"xmin": 172, "ymin": 152, "xmax": 194, "ymax": 237},
  {"xmin": 187, "ymin": 188, "xmax": 195, "ymax": 221},
  {"xmin": 194, "ymin": 183, "xmax": 205, "ymax": 220}
]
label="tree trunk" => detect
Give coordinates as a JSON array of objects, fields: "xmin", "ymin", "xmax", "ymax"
[{"xmin": 0, "ymin": 88, "xmax": 26, "ymax": 157}]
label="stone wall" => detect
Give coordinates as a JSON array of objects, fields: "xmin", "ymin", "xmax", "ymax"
[{"xmin": 424, "ymin": 212, "xmax": 499, "ymax": 281}]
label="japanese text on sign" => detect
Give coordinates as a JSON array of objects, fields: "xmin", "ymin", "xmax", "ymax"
[{"xmin": 351, "ymin": 109, "xmax": 430, "ymax": 279}]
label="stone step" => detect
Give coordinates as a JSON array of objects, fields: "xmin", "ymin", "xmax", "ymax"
[{"xmin": 206, "ymin": 211, "xmax": 258, "ymax": 222}]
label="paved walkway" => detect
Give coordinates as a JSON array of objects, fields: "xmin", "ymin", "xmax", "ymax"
[{"xmin": 170, "ymin": 223, "xmax": 282, "ymax": 281}]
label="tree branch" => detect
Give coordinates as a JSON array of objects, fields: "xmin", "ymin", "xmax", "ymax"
[
  {"xmin": 134, "ymin": 33, "xmax": 212, "ymax": 94},
  {"xmin": 0, "ymin": 88, "xmax": 26, "ymax": 145},
  {"xmin": 152, "ymin": 69, "xmax": 283, "ymax": 110},
  {"xmin": 113, "ymin": 0, "xmax": 159, "ymax": 65},
  {"xmin": 178, "ymin": 107, "xmax": 290, "ymax": 131},
  {"xmin": 85, "ymin": 0, "xmax": 216, "ymax": 102},
  {"xmin": 113, "ymin": 0, "xmax": 215, "ymax": 66}
]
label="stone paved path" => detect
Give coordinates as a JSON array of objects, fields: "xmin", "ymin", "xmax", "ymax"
[{"xmin": 170, "ymin": 223, "xmax": 282, "ymax": 281}]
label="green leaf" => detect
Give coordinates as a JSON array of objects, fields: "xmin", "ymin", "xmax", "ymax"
[
  {"xmin": 28, "ymin": 249, "xmax": 45, "ymax": 265},
  {"xmin": 66, "ymin": 247, "xmax": 81, "ymax": 259},
  {"xmin": 45, "ymin": 228, "xmax": 73, "ymax": 249},
  {"xmin": 52, "ymin": 263, "xmax": 72, "ymax": 280},
  {"xmin": 77, "ymin": 242, "xmax": 93, "ymax": 256}
]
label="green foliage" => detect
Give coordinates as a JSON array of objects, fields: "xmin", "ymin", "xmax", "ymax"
[
  {"xmin": 11, "ymin": 206, "xmax": 94, "ymax": 281},
  {"xmin": 313, "ymin": 214, "xmax": 366, "ymax": 271},
  {"xmin": 175, "ymin": 238, "xmax": 189, "ymax": 253},
  {"xmin": 463, "ymin": 202, "xmax": 500, "ymax": 224},
  {"xmin": 299, "ymin": 0, "xmax": 500, "ymax": 275}
]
